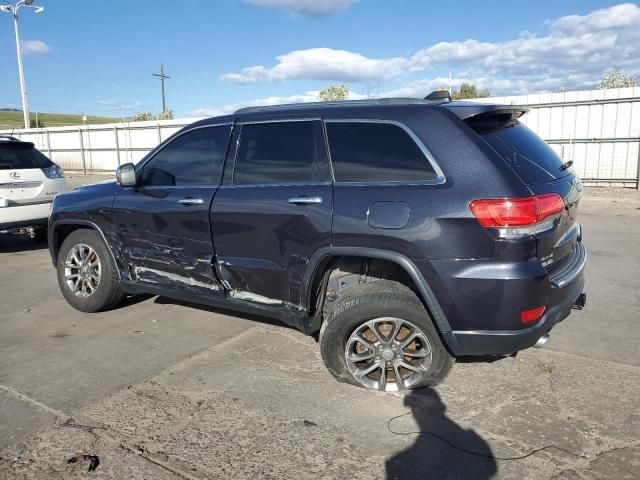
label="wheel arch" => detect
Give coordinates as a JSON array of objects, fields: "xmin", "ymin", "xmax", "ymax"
[
  {"xmin": 49, "ymin": 220, "xmax": 121, "ymax": 278},
  {"xmin": 303, "ymin": 247, "xmax": 457, "ymax": 350}
]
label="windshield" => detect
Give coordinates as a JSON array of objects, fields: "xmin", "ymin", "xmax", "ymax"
[
  {"xmin": 0, "ymin": 143, "xmax": 53, "ymax": 170},
  {"xmin": 474, "ymin": 120, "xmax": 571, "ymax": 185}
]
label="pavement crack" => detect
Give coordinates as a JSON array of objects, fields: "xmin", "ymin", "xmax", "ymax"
[{"xmin": 0, "ymin": 383, "xmax": 69, "ymax": 419}]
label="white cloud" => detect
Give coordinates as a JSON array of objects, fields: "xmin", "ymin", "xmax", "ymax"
[
  {"xmin": 243, "ymin": 0, "xmax": 357, "ymax": 16},
  {"xmin": 98, "ymin": 99, "xmax": 148, "ymax": 112},
  {"xmin": 21, "ymin": 40, "xmax": 51, "ymax": 56},
  {"xmin": 221, "ymin": 3, "xmax": 640, "ymax": 94},
  {"xmin": 221, "ymin": 47, "xmax": 407, "ymax": 84}
]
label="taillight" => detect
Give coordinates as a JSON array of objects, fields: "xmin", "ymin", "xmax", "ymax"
[
  {"xmin": 469, "ymin": 193, "xmax": 564, "ymax": 238},
  {"xmin": 42, "ymin": 164, "xmax": 65, "ymax": 179}
]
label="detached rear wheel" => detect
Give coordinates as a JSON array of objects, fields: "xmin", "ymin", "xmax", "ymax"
[
  {"xmin": 319, "ymin": 280, "xmax": 454, "ymax": 392},
  {"xmin": 56, "ymin": 229, "xmax": 124, "ymax": 312}
]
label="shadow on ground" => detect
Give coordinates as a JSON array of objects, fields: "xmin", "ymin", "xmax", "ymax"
[
  {"xmin": 0, "ymin": 234, "xmax": 47, "ymax": 253},
  {"xmin": 386, "ymin": 388, "xmax": 497, "ymax": 480}
]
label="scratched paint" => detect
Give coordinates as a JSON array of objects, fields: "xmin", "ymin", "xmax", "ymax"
[{"xmin": 134, "ymin": 267, "xmax": 221, "ymax": 291}]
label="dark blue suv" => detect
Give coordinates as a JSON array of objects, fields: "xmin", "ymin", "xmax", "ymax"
[{"xmin": 49, "ymin": 94, "xmax": 587, "ymax": 392}]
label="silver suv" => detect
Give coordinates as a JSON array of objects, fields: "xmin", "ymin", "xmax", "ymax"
[{"xmin": 0, "ymin": 135, "xmax": 66, "ymax": 239}]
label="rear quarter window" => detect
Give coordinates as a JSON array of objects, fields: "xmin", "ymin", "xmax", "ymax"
[
  {"xmin": 326, "ymin": 122, "xmax": 439, "ymax": 183},
  {"xmin": 0, "ymin": 143, "xmax": 52, "ymax": 170},
  {"xmin": 474, "ymin": 121, "xmax": 570, "ymax": 185}
]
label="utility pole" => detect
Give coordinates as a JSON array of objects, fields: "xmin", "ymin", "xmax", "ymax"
[
  {"xmin": 153, "ymin": 64, "xmax": 170, "ymax": 114},
  {"xmin": 1, "ymin": 1, "xmax": 46, "ymax": 130}
]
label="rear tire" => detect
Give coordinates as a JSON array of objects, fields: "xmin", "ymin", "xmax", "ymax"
[
  {"xmin": 319, "ymin": 280, "xmax": 454, "ymax": 391},
  {"xmin": 56, "ymin": 229, "xmax": 125, "ymax": 312}
]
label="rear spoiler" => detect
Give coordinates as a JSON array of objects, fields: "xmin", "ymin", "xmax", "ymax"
[{"xmin": 441, "ymin": 102, "xmax": 529, "ymax": 121}]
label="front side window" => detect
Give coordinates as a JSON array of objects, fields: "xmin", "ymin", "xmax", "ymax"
[
  {"xmin": 326, "ymin": 122, "xmax": 438, "ymax": 183},
  {"xmin": 233, "ymin": 121, "xmax": 329, "ymax": 185},
  {"xmin": 141, "ymin": 125, "xmax": 231, "ymax": 186}
]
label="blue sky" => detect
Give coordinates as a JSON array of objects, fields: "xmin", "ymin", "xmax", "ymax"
[{"xmin": 0, "ymin": 0, "xmax": 638, "ymax": 118}]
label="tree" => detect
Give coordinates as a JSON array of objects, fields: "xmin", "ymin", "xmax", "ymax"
[
  {"xmin": 130, "ymin": 110, "xmax": 175, "ymax": 122},
  {"xmin": 131, "ymin": 112, "xmax": 154, "ymax": 122},
  {"xmin": 156, "ymin": 110, "xmax": 175, "ymax": 120},
  {"xmin": 451, "ymin": 83, "xmax": 490, "ymax": 100},
  {"xmin": 598, "ymin": 72, "xmax": 638, "ymax": 89},
  {"xmin": 318, "ymin": 84, "xmax": 349, "ymax": 102}
]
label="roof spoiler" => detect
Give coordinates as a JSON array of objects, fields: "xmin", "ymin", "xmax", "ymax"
[{"xmin": 442, "ymin": 103, "xmax": 529, "ymax": 120}]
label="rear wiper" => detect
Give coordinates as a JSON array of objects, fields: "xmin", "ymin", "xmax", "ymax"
[{"xmin": 560, "ymin": 160, "xmax": 574, "ymax": 171}]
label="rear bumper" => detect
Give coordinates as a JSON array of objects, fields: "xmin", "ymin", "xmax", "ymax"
[
  {"xmin": 0, "ymin": 202, "xmax": 52, "ymax": 231},
  {"xmin": 447, "ymin": 270, "xmax": 585, "ymax": 356}
]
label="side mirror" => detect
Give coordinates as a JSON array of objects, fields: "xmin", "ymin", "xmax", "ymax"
[{"xmin": 116, "ymin": 163, "xmax": 138, "ymax": 187}]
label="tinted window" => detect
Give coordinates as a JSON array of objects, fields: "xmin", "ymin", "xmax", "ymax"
[
  {"xmin": 141, "ymin": 125, "xmax": 231, "ymax": 186},
  {"xmin": 475, "ymin": 121, "xmax": 569, "ymax": 185},
  {"xmin": 0, "ymin": 143, "xmax": 52, "ymax": 170},
  {"xmin": 326, "ymin": 122, "xmax": 438, "ymax": 182},
  {"xmin": 234, "ymin": 121, "xmax": 329, "ymax": 185}
]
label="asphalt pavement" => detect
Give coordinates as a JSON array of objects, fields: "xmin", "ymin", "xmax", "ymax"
[{"xmin": 0, "ymin": 175, "xmax": 638, "ymax": 479}]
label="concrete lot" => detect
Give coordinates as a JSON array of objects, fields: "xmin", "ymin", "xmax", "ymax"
[{"xmin": 0, "ymin": 175, "xmax": 639, "ymax": 479}]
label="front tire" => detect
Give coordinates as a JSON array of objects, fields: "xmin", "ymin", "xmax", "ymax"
[
  {"xmin": 319, "ymin": 280, "xmax": 454, "ymax": 392},
  {"xmin": 56, "ymin": 229, "xmax": 125, "ymax": 312}
]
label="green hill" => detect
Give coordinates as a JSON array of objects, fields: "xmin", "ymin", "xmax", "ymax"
[{"xmin": 0, "ymin": 111, "xmax": 120, "ymax": 130}]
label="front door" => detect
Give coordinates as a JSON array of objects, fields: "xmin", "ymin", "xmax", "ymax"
[
  {"xmin": 112, "ymin": 124, "xmax": 232, "ymax": 296},
  {"xmin": 212, "ymin": 119, "xmax": 333, "ymax": 310}
]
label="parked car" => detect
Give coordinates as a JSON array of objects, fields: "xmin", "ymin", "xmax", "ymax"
[
  {"xmin": 1, "ymin": 135, "xmax": 66, "ymax": 240},
  {"xmin": 48, "ymin": 92, "xmax": 587, "ymax": 391}
]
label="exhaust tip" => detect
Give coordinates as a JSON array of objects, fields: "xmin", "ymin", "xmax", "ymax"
[{"xmin": 534, "ymin": 334, "xmax": 550, "ymax": 349}]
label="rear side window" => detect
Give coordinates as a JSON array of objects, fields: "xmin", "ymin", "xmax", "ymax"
[
  {"xmin": 473, "ymin": 120, "xmax": 570, "ymax": 185},
  {"xmin": 141, "ymin": 125, "xmax": 231, "ymax": 186},
  {"xmin": 0, "ymin": 143, "xmax": 52, "ymax": 170},
  {"xmin": 326, "ymin": 122, "xmax": 438, "ymax": 183},
  {"xmin": 234, "ymin": 121, "xmax": 329, "ymax": 185}
]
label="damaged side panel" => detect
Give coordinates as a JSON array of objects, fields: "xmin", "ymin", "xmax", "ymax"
[{"xmin": 112, "ymin": 185, "xmax": 225, "ymax": 297}]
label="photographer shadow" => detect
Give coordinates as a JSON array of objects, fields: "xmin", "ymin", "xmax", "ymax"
[{"xmin": 386, "ymin": 388, "xmax": 497, "ymax": 480}]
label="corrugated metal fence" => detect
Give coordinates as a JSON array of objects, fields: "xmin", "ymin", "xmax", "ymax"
[
  {"xmin": 0, "ymin": 118, "xmax": 199, "ymax": 174},
  {"xmin": 2, "ymin": 86, "xmax": 640, "ymax": 187},
  {"xmin": 469, "ymin": 86, "xmax": 640, "ymax": 188}
]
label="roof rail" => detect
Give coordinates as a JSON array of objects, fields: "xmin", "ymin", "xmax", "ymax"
[{"xmin": 234, "ymin": 97, "xmax": 443, "ymax": 115}]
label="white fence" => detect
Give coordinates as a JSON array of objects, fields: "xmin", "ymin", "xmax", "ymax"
[
  {"xmin": 0, "ymin": 118, "xmax": 202, "ymax": 173},
  {"xmin": 2, "ymin": 86, "xmax": 640, "ymax": 187}
]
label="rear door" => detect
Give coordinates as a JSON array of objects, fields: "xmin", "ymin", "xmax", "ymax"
[
  {"xmin": 471, "ymin": 117, "xmax": 583, "ymax": 266},
  {"xmin": 112, "ymin": 124, "xmax": 232, "ymax": 295},
  {"xmin": 211, "ymin": 118, "xmax": 333, "ymax": 309},
  {"xmin": 0, "ymin": 142, "xmax": 52, "ymax": 206}
]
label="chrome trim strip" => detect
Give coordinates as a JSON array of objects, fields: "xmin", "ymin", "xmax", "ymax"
[
  {"xmin": 288, "ymin": 196, "xmax": 323, "ymax": 205},
  {"xmin": 0, "ymin": 181, "xmax": 43, "ymax": 189},
  {"xmin": 549, "ymin": 242, "xmax": 587, "ymax": 289},
  {"xmin": 177, "ymin": 198, "xmax": 204, "ymax": 205},
  {"xmin": 324, "ymin": 119, "xmax": 446, "ymax": 185},
  {"xmin": 236, "ymin": 117, "xmax": 322, "ymax": 125},
  {"xmin": 219, "ymin": 181, "xmax": 332, "ymax": 189}
]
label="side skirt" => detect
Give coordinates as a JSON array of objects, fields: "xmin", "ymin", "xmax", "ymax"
[{"xmin": 120, "ymin": 280, "xmax": 308, "ymax": 331}]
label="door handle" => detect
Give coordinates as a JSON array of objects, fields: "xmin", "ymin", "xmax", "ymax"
[
  {"xmin": 178, "ymin": 198, "xmax": 204, "ymax": 205},
  {"xmin": 288, "ymin": 196, "xmax": 323, "ymax": 205}
]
